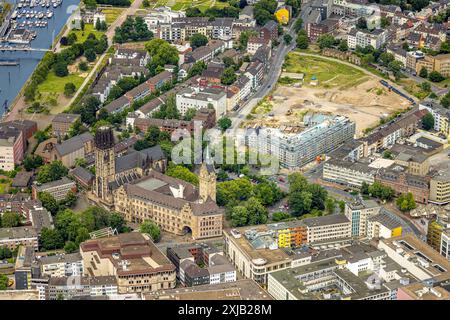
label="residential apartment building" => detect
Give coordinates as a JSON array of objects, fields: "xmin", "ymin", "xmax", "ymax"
[
  {"xmin": 80, "ymin": 233, "xmax": 177, "ymax": 294},
  {"xmin": 419, "ymin": 100, "xmax": 450, "ymax": 137},
  {"xmin": 430, "ymin": 169, "xmax": 450, "ymax": 205},
  {"xmin": 440, "ymin": 230, "xmax": 450, "ymax": 260},
  {"xmin": 46, "ymin": 276, "xmax": 118, "ymax": 300},
  {"xmin": 0, "ymin": 227, "xmax": 38, "ymax": 251},
  {"xmin": 32, "ymin": 177, "xmax": 77, "ymax": 202},
  {"xmin": 367, "ymin": 213, "xmax": 403, "ymax": 240},
  {"xmin": 416, "ymin": 53, "xmax": 450, "ymax": 77},
  {"xmin": 347, "ymin": 28, "xmax": 387, "ymax": 49},
  {"xmin": 51, "ymin": 113, "xmax": 81, "ymax": 138},
  {"xmin": 0, "ymin": 120, "xmax": 36, "ymax": 170},
  {"xmin": 38, "ymin": 253, "xmax": 83, "ymax": 277},
  {"xmin": 176, "ymin": 87, "xmax": 227, "ymax": 119},
  {"xmin": 302, "ymin": 214, "xmax": 352, "ymax": 243},
  {"xmin": 345, "ymin": 199, "xmax": 381, "ymax": 237},
  {"xmin": 247, "ymin": 115, "xmax": 355, "ymax": 169}
]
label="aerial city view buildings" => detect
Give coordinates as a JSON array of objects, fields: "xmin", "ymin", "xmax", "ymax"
[{"xmin": 1, "ymin": 0, "xmax": 450, "ymax": 304}]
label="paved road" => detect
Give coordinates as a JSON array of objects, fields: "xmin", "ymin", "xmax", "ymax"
[
  {"xmin": 403, "ymin": 69, "xmax": 450, "ymax": 97},
  {"xmin": 229, "ymin": 18, "xmax": 299, "ymax": 132},
  {"xmin": 384, "ymin": 202, "xmax": 424, "ymax": 238}
]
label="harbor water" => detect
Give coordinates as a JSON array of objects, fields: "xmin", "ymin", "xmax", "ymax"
[{"xmin": 0, "ymin": 0, "xmax": 80, "ymax": 116}]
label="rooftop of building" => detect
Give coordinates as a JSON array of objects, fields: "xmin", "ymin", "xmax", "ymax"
[
  {"xmin": 34, "ymin": 176, "xmax": 75, "ymax": 191},
  {"xmin": 224, "ymin": 226, "xmax": 293, "ymax": 266},
  {"xmin": 0, "ymin": 226, "xmax": 38, "ymax": 240},
  {"xmin": 52, "ymin": 113, "xmax": 81, "ymax": 124},
  {"xmin": 80, "ymin": 232, "xmax": 175, "ymax": 276},
  {"xmin": 55, "ymin": 132, "xmax": 93, "ymax": 157},
  {"xmin": 302, "ymin": 214, "xmax": 350, "ymax": 228},
  {"xmin": 379, "ymin": 234, "xmax": 450, "ymax": 282},
  {"xmin": 144, "ymin": 279, "xmax": 271, "ymax": 300},
  {"xmin": 38, "ymin": 252, "xmax": 82, "ymax": 265},
  {"xmin": 399, "ymin": 282, "xmax": 450, "ymax": 300}
]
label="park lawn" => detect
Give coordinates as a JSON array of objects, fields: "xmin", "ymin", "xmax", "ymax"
[
  {"xmin": 38, "ymin": 71, "xmax": 85, "ymax": 94},
  {"xmin": 0, "ymin": 182, "xmax": 9, "ymax": 194},
  {"xmin": 102, "ymin": 8, "xmax": 125, "ymax": 24},
  {"xmin": 398, "ymin": 78, "xmax": 431, "ymax": 100},
  {"xmin": 69, "ymin": 24, "xmax": 105, "ymax": 44},
  {"xmin": 284, "ymin": 53, "xmax": 366, "ymax": 89}
]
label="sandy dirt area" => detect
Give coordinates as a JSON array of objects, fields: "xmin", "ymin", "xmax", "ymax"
[{"xmin": 251, "ymin": 78, "xmax": 411, "ymax": 137}]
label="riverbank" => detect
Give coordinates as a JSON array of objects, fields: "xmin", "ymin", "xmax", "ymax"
[{"xmin": 0, "ymin": 0, "xmax": 80, "ymax": 123}]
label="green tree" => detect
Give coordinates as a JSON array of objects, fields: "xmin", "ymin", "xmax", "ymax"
[
  {"xmin": 64, "ymin": 82, "xmax": 76, "ymax": 97},
  {"xmin": 419, "ymin": 67, "xmax": 428, "ymax": 78},
  {"xmin": 441, "ymin": 91, "xmax": 450, "ymax": 108},
  {"xmin": 420, "ymin": 81, "xmax": 431, "ymax": 92},
  {"xmin": 325, "ymin": 197, "xmax": 335, "ymax": 215},
  {"xmin": 296, "ymin": 34, "xmax": 309, "ymax": 49},
  {"xmin": 231, "ymin": 206, "xmax": 248, "ymax": 227},
  {"xmin": 79, "ymin": 61, "xmax": 88, "ymax": 71},
  {"xmin": 221, "ymin": 67, "xmax": 237, "ymax": 85},
  {"xmin": 272, "ymin": 211, "xmax": 291, "ymax": 222},
  {"xmin": 38, "ymin": 192, "xmax": 59, "ymax": 215},
  {"xmin": 1, "ymin": 212, "xmax": 21, "ymax": 227},
  {"xmin": 140, "ymin": 220, "xmax": 161, "ymax": 242},
  {"xmin": 283, "ymin": 34, "xmax": 292, "ymax": 45},
  {"xmin": 396, "ymin": 193, "xmax": 416, "ymax": 212},
  {"xmin": 40, "ymin": 228, "xmax": 64, "ymax": 250},
  {"xmin": 422, "ymin": 112, "xmax": 434, "ymax": 130},
  {"xmin": 289, "ymin": 190, "xmax": 312, "ymax": 216},
  {"xmin": 23, "ymin": 155, "xmax": 43, "ymax": 171},
  {"xmin": 84, "ymin": 48, "xmax": 96, "ymax": 62},
  {"xmin": 190, "ymin": 33, "xmax": 208, "ymax": 49},
  {"xmin": 64, "ymin": 241, "xmax": 78, "ymax": 253},
  {"xmin": 145, "ymin": 39, "xmax": 179, "ymax": 74},
  {"xmin": 54, "ymin": 62, "xmax": 68, "ymax": 77},
  {"xmin": 338, "ymin": 40, "xmax": 348, "ymax": 52},
  {"xmin": 166, "ymin": 165, "xmax": 199, "ymax": 185},
  {"xmin": 429, "ymin": 71, "xmax": 445, "ymax": 82},
  {"xmin": 0, "ymin": 274, "xmax": 8, "ymax": 290},
  {"xmin": 294, "ymin": 18, "xmax": 303, "ymax": 32},
  {"xmin": 218, "ymin": 117, "xmax": 232, "ymax": 131},
  {"xmin": 36, "ymin": 161, "xmax": 68, "ymax": 184},
  {"xmin": 317, "ymin": 34, "xmax": 335, "ymax": 49}
]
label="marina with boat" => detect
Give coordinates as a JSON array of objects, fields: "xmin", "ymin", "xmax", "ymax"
[{"xmin": 1, "ymin": 0, "xmax": 62, "ymax": 45}]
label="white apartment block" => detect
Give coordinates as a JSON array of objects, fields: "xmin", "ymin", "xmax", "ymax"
[
  {"xmin": 323, "ymin": 160, "xmax": 376, "ymax": 188},
  {"xmin": 441, "ymin": 231, "xmax": 450, "ymax": 260},
  {"xmin": 39, "ymin": 253, "xmax": 84, "ymax": 277},
  {"xmin": 345, "ymin": 199, "xmax": 381, "ymax": 237},
  {"xmin": 347, "ymin": 28, "xmax": 387, "ymax": 49},
  {"xmin": 176, "ymin": 87, "xmax": 227, "ymax": 119},
  {"xmin": 303, "ymin": 215, "xmax": 352, "ymax": 243},
  {"xmin": 247, "ymin": 116, "xmax": 355, "ymax": 169}
]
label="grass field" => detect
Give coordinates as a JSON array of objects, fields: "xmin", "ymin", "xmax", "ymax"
[
  {"xmin": 102, "ymin": 8, "xmax": 125, "ymax": 24},
  {"xmin": 283, "ymin": 53, "xmax": 367, "ymax": 89},
  {"xmin": 38, "ymin": 72, "xmax": 85, "ymax": 94},
  {"xmin": 68, "ymin": 24, "xmax": 105, "ymax": 44}
]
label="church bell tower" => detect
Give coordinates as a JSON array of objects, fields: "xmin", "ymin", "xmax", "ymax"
[
  {"xmin": 93, "ymin": 126, "xmax": 116, "ymax": 204},
  {"xmin": 199, "ymin": 162, "xmax": 216, "ymax": 203}
]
